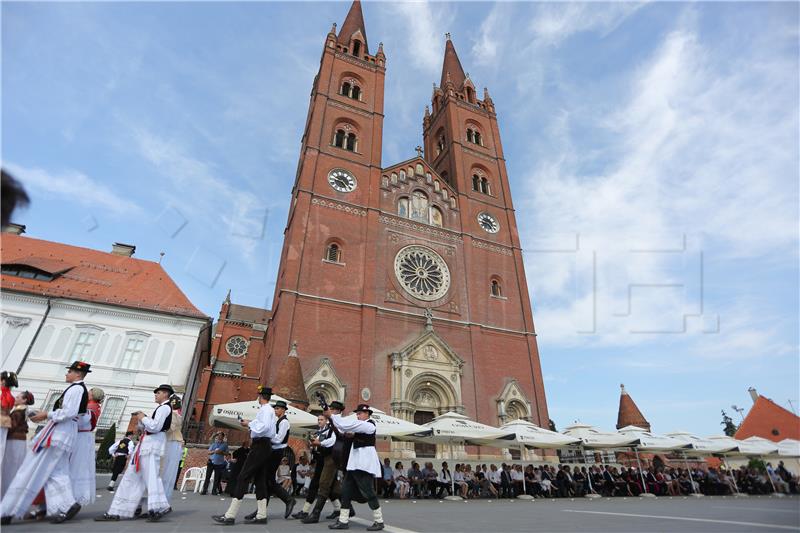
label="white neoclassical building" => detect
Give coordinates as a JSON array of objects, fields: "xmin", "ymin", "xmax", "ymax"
[{"xmin": 1, "ymin": 229, "xmax": 211, "ymax": 439}]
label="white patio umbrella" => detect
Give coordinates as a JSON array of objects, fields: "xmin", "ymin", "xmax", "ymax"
[
  {"xmin": 562, "ymin": 423, "xmax": 641, "ymax": 498},
  {"xmin": 420, "ymin": 412, "xmax": 517, "ymax": 500},
  {"xmin": 500, "ymin": 419, "xmax": 581, "ymax": 499},
  {"xmin": 665, "ymin": 431, "xmax": 742, "ymax": 495},
  {"xmin": 208, "ymin": 394, "xmax": 319, "ymax": 435},
  {"xmin": 341, "ymin": 407, "xmax": 433, "ymax": 441},
  {"xmin": 707, "ymin": 435, "xmax": 782, "ymax": 495},
  {"xmin": 617, "ymin": 426, "xmax": 693, "ymax": 497},
  {"xmin": 777, "ymin": 438, "xmax": 800, "ymax": 458}
]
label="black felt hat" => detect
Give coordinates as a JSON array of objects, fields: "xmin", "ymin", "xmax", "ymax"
[
  {"xmin": 329, "ymin": 400, "xmax": 345, "ymax": 411},
  {"xmin": 354, "ymin": 403, "xmax": 373, "ymax": 415},
  {"xmin": 66, "ymin": 361, "xmax": 92, "ymax": 373},
  {"xmin": 274, "ymin": 400, "xmax": 288, "ymax": 409},
  {"xmin": 153, "ymin": 384, "xmax": 175, "ymax": 395}
]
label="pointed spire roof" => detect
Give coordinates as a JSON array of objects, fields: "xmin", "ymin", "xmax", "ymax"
[
  {"xmin": 273, "ymin": 341, "xmax": 310, "ymax": 408},
  {"xmin": 440, "ymin": 33, "xmax": 466, "ymax": 89},
  {"xmin": 616, "ymin": 384, "xmax": 651, "ymax": 431},
  {"xmin": 338, "ymin": 0, "xmax": 369, "ymax": 54}
]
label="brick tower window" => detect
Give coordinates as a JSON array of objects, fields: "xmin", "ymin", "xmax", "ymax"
[
  {"xmin": 325, "ymin": 243, "xmax": 342, "ymax": 263},
  {"xmin": 333, "ymin": 129, "xmax": 357, "ymax": 152},
  {"xmin": 491, "ymin": 279, "xmax": 503, "ymax": 298},
  {"xmin": 341, "ymin": 82, "xmax": 361, "ymax": 101},
  {"xmin": 467, "ymin": 128, "xmax": 483, "ymax": 146},
  {"xmin": 334, "ymin": 129, "xmax": 346, "ymax": 148},
  {"xmin": 352, "ymin": 40, "xmax": 361, "ymax": 57},
  {"xmin": 480, "ymin": 177, "xmax": 491, "ymax": 195}
]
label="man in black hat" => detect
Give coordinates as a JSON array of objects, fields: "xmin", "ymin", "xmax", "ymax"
[
  {"xmin": 96, "ymin": 384, "xmax": 174, "ymax": 522},
  {"xmin": 212, "ymin": 385, "xmax": 276, "ymax": 525},
  {"xmin": 1, "ymin": 361, "xmax": 90, "ymax": 525},
  {"xmin": 325, "ymin": 404, "xmax": 385, "ymax": 531},
  {"xmin": 261, "ymin": 400, "xmax": 296, "ymax": 520}
]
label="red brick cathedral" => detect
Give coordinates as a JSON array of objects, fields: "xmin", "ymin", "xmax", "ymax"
[{"xmin": 195, "ymin": 1, "xmax": 550, "ymax": 455}]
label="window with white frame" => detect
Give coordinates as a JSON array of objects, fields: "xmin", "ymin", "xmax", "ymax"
[
  {"xmin": 42, "ymin": 389, "xmax": 64, "ymax": 412},
  {"xmin": 97, "ymin": 396, "xmax": 126, "ymax": 428},
  {"xmin": 70, "ymin": 331, "xmax": 96, "ymax": 361},
  {"xmin": 119, "ymin": 336, "xmax": 146, "ymax": 369}
]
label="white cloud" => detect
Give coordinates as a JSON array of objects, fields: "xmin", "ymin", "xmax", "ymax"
[
  {"xmin": 5, "ymin": 162, "xmax": 144, "ymax": 216},
  {"xmin": 520, "ymin": 12, "xmax": 798, "ymax": 353},
  {"xmin": 530, "ymin": 2, "xmax": 646, "ymax": 47},
  {"xmin": 472, "ymin": 2, "xmax": 511, "ymax": 66},
  {"xmin": 386, "ymin": 1, "xmax": 445, "ymax": 73}
]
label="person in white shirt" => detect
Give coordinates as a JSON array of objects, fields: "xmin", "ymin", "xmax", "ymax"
[
  {"xmin": 262, "ymin": 400, "xmax": 296, "ymax": 520},
  {"xmin": 212, "ymin": 385, "xmax": 276, "ymax": 525},
  {"xmin": 437, "ymin": 462, "xmax": 453, "ymax": 498},
  {"xmin": 295, "ymin": 455, "xmax": 312, "ymax": 493},
  {"xmin": 96, "ymin": 383, "xmax": 174, "ymax": 522},
  {"xmin": 1, "ymin": 360, "xmax": 90, "ymax": 525},
  {"xmin": 393, "ymin": 462, "xmax": 410, "ymax": 499},
  {"xmin": 326, "ymin": 403, "xmax": 385, "ymax": 531},
  {"xmin": 107, "ymin": 431, "xmax": 135, "ymax": 491}
]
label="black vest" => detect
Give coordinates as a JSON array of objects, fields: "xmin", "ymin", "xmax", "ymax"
[
  {"xmin": 330, "ymin": 424, "xmax": 351, "ymax": 469},
  {"xmin": 318, "ymin": 424, "xmax": 334, "ymax": 457},
  {"xmin": 148, "ymin": 404, "xmax": 172, "ymax": 434},
  {"xmin": 275, "ymin": 415, "xmax": 289, "ymax": 445},
  {"xmin": 352, "ymin": 419, "xmax": 376, "ymax": 449},
  {"xmin": 117, "ymin": 437, "xmax": 131, "ymax": 456},
  {"xmin": 53, "ymin": 382, "xmax": 88, "ymax": 414}
]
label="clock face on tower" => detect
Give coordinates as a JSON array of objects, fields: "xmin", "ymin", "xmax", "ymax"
[
  {"xmin": 477, "ymin": 212, "xmax": 500, "ymax": 233},
  {"xmin": 327, "ymin": 168, "xmax": 357, "ymax": 193}
]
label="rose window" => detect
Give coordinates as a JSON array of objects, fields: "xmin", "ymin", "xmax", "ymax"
[
  {"xmin": 225, "ymin": 335, "xmax": 249, "ymax": 357},
  {"xmin": 394, "ymin": 245, "xmax": 451, "ymax": 301}
]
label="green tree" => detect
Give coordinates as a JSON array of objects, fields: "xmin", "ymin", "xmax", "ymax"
[
  {"xmin": 720, "ymin": 410, "xmax": 738, "ymax": 437},
  {"xmin": 95, "ymin": 423, "xmax": 117, "ymax": 472}
]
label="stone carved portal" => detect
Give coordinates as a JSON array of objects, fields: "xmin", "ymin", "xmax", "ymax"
[{"xmin": 389, "ymin": 328, "xmax": 465, "ymax": 459}]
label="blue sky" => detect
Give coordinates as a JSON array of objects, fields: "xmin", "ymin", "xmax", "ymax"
[{"xmin": 3, "ymin": 1, "xmax": 798, "ymax": 437}]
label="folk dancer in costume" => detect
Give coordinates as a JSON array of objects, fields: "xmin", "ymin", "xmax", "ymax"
[
  {"xmin": 160, "ymin": 394, "xmax": 184, "ymax": 508},
  {"xmin": 0, "ymin": 371, "xmax": 19, "ymax": 476},
  {"xmin": 0, "ymin": 361, "xmax": 90, "ymax": 524},
  {"xmin": 95, "ymin": 384, "xmax": 174, "ymax": 522},
  {"xmin": 326, "ymin": 403, "xmax": 385, "ymax": 531},
  {"xmin": 260, "ymin": 400, "xmax": 296, "ymax": 520},
  {"xmin": 2, "ymin": 391, "xmax": 35, "ymax": 498},
  {"xmin": 212, "ymin": 384, "xmax": 276, "ymax": 526},
  {"xmin": 299, "ymin": 403, "xmax": 346, "ymax": 523},
  {"xmin": 107, "ymin": 431, "xmax": 135, "ymax": 491},
  {"xmin": 70, "ymin": 387, "xmax": 103, "ymax": 506}
]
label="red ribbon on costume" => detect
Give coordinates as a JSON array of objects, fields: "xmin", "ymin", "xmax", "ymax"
[
  {"xmin": 133, "ymin": 433, "xmax": 145, "ymax": 472},
  {"xmin": 32, "ymin": 421, "xmax": 56, "ymax": 453},
  {"xmin": 1, "ymin": 386, "xmax": 14, "ymax": 410}
]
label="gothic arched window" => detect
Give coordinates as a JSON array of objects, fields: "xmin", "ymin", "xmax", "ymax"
[
  {"xmin": 466, "ymin": 129, "xmax": 475, "ymax": 144},
  {"xmin": 491, "ymin": 279, "xmax": 502, "ymax": 297},
  {"xmin": 341, "ymin": 82, "xmax": 352, "ymax": 98},
  {"xmin": 352, "ymin": 40, "xmax": 361, "ymax": 57},
  {"xmin": 397, "ymin": 197, "xmax": 409, "ymax": 218},
  {"xmin": 474, "ymin": 131, "xmax": 483, "ymax": 145},
  {"xmin": 480, "ymin": 177, "xmax": 491, "ymax": 195},
  {"xmin": 351, "ymin": 85, "xmax": 361, "ymax": 100},
  {"xmin": 430, "ymin": 206, "xmax": 443, "ymax": 228},
  {"xmin": 410, "ymin": 191, "xmax": 429, "ymax": 222},
  {"xmin": 472, "ymin": 174, "xmax": 481, "ymax": 192}
]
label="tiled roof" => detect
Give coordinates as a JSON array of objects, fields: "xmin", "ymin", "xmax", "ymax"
[
  {"xmin": 227, "ymin": 304, "xmax": 271, "ymax": 325},
  {"xmin": 735, "ymin": 396, "xmax": 800, "ymax": 442},
  {"xmin": 1, "ymin": 233, "xmax": 206, "ymax": 319},
  {"xmin": 273, "ymin": 342, "xmax": 309, "ymax": 406},
  {"xmin": 616, "ymin": 384, "xmax": 651, "ymax": 431}
]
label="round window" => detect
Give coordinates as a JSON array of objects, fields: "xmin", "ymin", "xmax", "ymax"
[
  {"xmin": 225, "ymin": 335, "xmax": 249, "ymax": 357},
  {"xmin": 393, "ymin": 245, "xmax": 451, "ymax": 301}
]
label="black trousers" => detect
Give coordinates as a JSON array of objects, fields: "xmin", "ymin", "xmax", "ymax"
[
  {"xmin": 265, "ymin": 448, "xmax": 293, "ymax": 504},
  {"xmin": 232, "ymin": 439, "xmax": 272, "ymax": 500},
  {"xmin": 203, "ymin": 463, "xmax": 226, "ymax": 494},
  {"xmin": 340, "ymin": 470, "xmax": 380, "ymax": 511},
  {"xmin": 110, "ymin": 455, "xmax": 128, "ymax": 481},
  {"xmin": 305, "ymin": 457, "xmax": 325, "ymax": 503}
]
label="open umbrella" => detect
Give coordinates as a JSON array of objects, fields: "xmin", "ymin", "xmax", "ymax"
[
  {"xmin": 420, "ymin": 412, "xmax": 517, "ymax": 500},
  {"xmin": 336, "ymin": 407, "xmax": 433, "ymax": 441},
  {"xmin": 665, "ymin": 431, "xmax": 741, "ymax": 496},
  {"xmin": 208, "ymin": 394, "xmax": 319, "ymax": 435},
  {"xmin": 777, "ymin": 438, "xmax": 800, "ymax": 458},
  {"xmin": 562, "ymin": 423, "xmax": 641, "ymax": 498},
  {"xmin": 500, "ymin": 419, "xmax": 580, "ymax": 499},
  {"xmin": 617, "ymin": 426, "xmax": 693, "ymax": 497}
]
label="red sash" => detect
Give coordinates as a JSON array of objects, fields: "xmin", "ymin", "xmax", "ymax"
[{"xmin": 32, "ymin": 421, "xmax": 56, "ymax": 453}]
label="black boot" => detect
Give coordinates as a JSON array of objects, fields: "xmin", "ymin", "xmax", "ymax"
[
  {"xmin": 243, "ymin": 511, "xmax": 257, "ymax": 521},
  {"xmin": 292, "ymin": 510, "xmax": 308, "ymax": 520},
  {"xmin": 367, "ymin": 522, "xmax": 385, "ymax": 531},
  {"xmin": 328, "ymin": 520, "xmax": 349, "ymax": 530},
  {"xmin": 212, "ymin": 515, "xmax": 235, "ymax": 525},
  {"xmin": 325, "ymin": 510, "xmax": 339, "ymax": 520},
  {"xmin": 284, "ymin": 497, "xmax": 296, "ymax": 519},
  {"xmin": 302, "ymin": 499, "xmax": 325, "ymax": 524},
  {"xmin": 65, "ymin": 503, "xmax": 81, "ymax": 521}
]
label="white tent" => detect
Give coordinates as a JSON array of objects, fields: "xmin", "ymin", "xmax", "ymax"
[
  {"xmin": 706, "ymin": 435, "xmax": 779, "ymax": 456},
  {"xmin": 208, "ymin": 395, "xmax": 319, "ymax": 435},
  {"xmin": 777, "ymin": 438, "xmax": 800, "ymax": 458}
]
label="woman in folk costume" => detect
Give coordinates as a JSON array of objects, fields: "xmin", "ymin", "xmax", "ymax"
[
  {"xmin": 0, "ymin": 371, "xmax": 19, "ymax": 474},
  {"xmin": 95, "ymin": 384, "xmax": 174, "ymax": 523},
  {"xmin": 69, "ymin": 387, "xmax": 104, "ymax": 506},
  {"xmin": 1, "ymin": 391, "xmax": 35, "ymax": 498},
  {"xmin": 0, "ymin": 361, "xmax": 90, "ymax": 525},
  {"xmin": 160, "ymin": 393, "xmax": 184, "ymax": 508}
]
